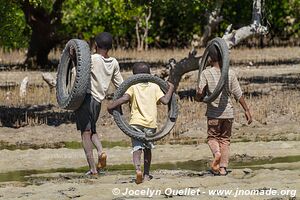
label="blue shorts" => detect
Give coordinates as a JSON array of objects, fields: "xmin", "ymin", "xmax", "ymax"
[{"xmin": 131, "ymin": 125, "xmax": 156, "ymax": 153}]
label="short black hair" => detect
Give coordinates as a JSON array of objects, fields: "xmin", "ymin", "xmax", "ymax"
[
  {"xmin": 132, "ymin": 62, "xmax": 150, "ymax": 74},
  {"xmin": 208, "ymin": 44, "xmax": 221, "ymax": 62},
  {"xmin": 95, "ymin": 32, "xmax": 113, "ymax": 50}
]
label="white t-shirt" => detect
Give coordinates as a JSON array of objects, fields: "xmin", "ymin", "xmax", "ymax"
[{"xmin": 87, "ymin": 54, "xmax": 123, "ymax": 103}]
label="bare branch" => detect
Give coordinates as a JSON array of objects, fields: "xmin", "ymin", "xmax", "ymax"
[
  {"xmin": 20, "ymin": 77, "xmax": 29, "ymax": 99},
  {"xmin": 42, "ymin": 73, "xmax": 56, "ymax": 88},
  {"xmin": 200, "ymin": 0, "xmax": 224, "ymax": 46},
  {"xmin": 222, "ymin": 0, "xmax": 268, "ymax": 49},
  {"xmin": 167, "ymin": 51, "xmax": 201, "ymax": 91},
  {"xmin": 166, "ymin": 0, "xmax": 268, "ymax": 90}
]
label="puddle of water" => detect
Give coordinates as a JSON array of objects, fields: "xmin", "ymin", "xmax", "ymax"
[
  {"xmin": 231, "ymin": 155, "xmax": 300, "ymax": 168},
  {"xmin": 64, "ymin": 140, "xmax": 130, "ymax": 149},
  {"xmin": 0, "ymin": 167, "xmax": 87, "ymax": 182},
  {"xmin": 2, "ymin": 139, "xmax": 299, "ymax": 151},
  {"xmin": 0, "ymin": 140, "xmax": 130, "ymax": 151},
  {"xmin": 0, "ymin": 155, "xmax": 299, "ymax": 183}
]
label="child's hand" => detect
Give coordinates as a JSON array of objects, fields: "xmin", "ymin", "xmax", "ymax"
[
  {"xmin": 107, "ymin": 104, "xmax": 114, "ymax": 115},
  {"xmin": 195, "ymin": 86, "xmax": 206, "ymax": 102},
  {"xmin": 107, "ymin": 105, "xmax": 122, "ymax": 115},
  {"xmin": 245, "ymin": 110, "xmax": 253, "ymax": 124},
  {"xmin": 167, "ymin": 81, "xmax": 174, "ymax": 88},
  {"xmin": 167, "ymin": 81, "xmax": 174, "ymax": 92},
  {"xmin": 107, "ymin": 107, "xmax": 113, "ymax": 115}
]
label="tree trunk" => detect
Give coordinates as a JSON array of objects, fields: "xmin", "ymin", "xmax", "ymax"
[
  {"xmin": 26, "ymin": 30, "xmax": 53, "ymax": 67},
  {"xmin": 135, "ymin": 19, "xmax": 142, "ymax": 51},
  {"xmin": 144, "ymin": 7, "xmax": 151, "ymax": 51},
  {"xmin": 20, "ymin": 0, "xmax": 65, "ymax": 68},
  {"xmin": 135, "ymin": 6, "xmax": 152, "ymax": 51}
]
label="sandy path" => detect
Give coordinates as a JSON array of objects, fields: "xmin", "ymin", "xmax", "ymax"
[{"xmin": 1, "ymin": 141, "xmax": 300, "ymax": 173}]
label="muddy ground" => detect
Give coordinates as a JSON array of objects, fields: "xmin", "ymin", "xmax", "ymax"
[{"xmin": 0, "ymin": 141, "xmax": 299, "ymax": 200}]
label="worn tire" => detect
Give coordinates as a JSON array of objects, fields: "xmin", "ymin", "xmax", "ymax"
[
  {"xmin": 56, "ymin": 39, "xmax": 91, "ymax": 110},
  {"xmin": 112, "ymin": 74, "xmax": 178, "ymax": 142},
  {"xmin": 198, "ymin": 37, "xmax": 229, "ymax": 103}
]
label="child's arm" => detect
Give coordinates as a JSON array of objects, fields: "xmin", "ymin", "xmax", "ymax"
[
  {"xmin": 159, "ymin": 82, "xmax": 175, "ymax": 105},
  {"xmin": 195, "ymin": 85, "xmax": 207, "ymax": 102},
  {"xmin": 107, "ymin": 94, "xmax": 130, "ymax": 114},
  {"xmin": 238, "ymin": 96, "xmax": 253, "ymax": 125},
  {"xmin": 195, "ymin": 71, "xmax": 207, "ymax": 102},
  {"xmin": 112, "ymin": 62, "xmax": 124, "ymax": 88},
  {"xmin": 231, "ymin": 71, "xmax": 252, "ymax": 124}
]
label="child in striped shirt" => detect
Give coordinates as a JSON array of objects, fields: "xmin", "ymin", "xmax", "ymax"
[{"xmin": 196, "ymin": 45, "xmax": 252, "ymax": 175}]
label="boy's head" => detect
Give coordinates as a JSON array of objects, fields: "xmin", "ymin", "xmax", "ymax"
[
  {"xmin": 95, "ymin": 32, "xmax": 113, "ymax": 50},
  {"xmin": 132, "ymin": 62, "xmax": 150, "ymax": 74},
  {"xmin": 208, "ymin": 44, "xmax": 221, "ymax": 63}
]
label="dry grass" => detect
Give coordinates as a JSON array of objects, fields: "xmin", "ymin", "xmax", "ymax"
[
  {"xmin": 0, "ymin": 48, "xmax": 299, "ymax": 136},
  {"xmin": 1, "ymin": 47, "xmax": 300, "ymax": 65},
  {"xmin": 0, "ymin": 84, "xmax": 55, "ymax": 106},
  {"xmin": 229, "ymin": 47, "xmax": 300, "ymax": 63},
  {"xmin": 1, "ymin": 74, "xmax": 298, "ymax": 134},
  {"xmin": 0, "ymin": 49, "xmax": 26, "ymax": 65}
]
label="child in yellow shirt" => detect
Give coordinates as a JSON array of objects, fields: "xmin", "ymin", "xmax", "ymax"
[{"xmin": 108, "ymin": 62, "xmax": 174, "ymax": 183}]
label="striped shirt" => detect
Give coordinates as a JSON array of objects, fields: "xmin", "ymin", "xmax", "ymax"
[
  {"xmin": 87, "ymin": 54, "xmax": 123, "ymax": 103},
  {"xmin": 198, "ymin": 67, "xmax": 242, "ymax": 119}
]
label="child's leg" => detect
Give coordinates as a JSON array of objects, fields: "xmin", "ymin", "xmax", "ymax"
[
  {"xmin": 219, "ymin": 119, "xmax": 233, "ymax": 175},
  {"xmin": 133, "ymin": 149, "xmax": 142, "ymax": 172},
  {"xmin": 81, "ymin": 131, "xmax": 97, "ymax": 174},
  {"xmin": 91, "ymin": 133, "xmax": 103, "ymax": 156},
  {"xmin": 143, "ymin": 148, "xmax": 152, "ymax": 178},
  {"xmin": 219, "ymin": 140, "xmax": 230, "ymax": 167},
  {"xmin": 142, "ymin": 127, "xmax": 155, "ymax": 180},
  {"xmin": 208, "ymin": 139, "xmax": 221, "ymax": 172},
  {"xmin": 133, "ymin": 149, "xmax": 143, "ymax": 184},
  {"xmin": 91, "ymin": 133, "xmax": 107, "ymax": 169},
  {"xmin": 207, "ymin": 118, "xmax": 222, "ymax": 172},
  {"xmin": 131, "ymin": 136, "xmax": 144, "ymax": 184},
  {"xmin": 207, "ymin": 139, "xmax": 221, "ymax": 156}
]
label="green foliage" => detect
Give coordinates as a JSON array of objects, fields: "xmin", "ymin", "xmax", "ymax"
[
  {"xmin": 62, "ymin": 0, "xmax": 139, "ymax": 43},
  {"xmin": 0, "ymin": 0, "xmax": 30, "ymax": 49},
  {"xmin": 151, "ymin": 0, "xmax": 211, "ymax": 47},
  {"xmin": 265, "ymin": 0, "xmax": 300, "ymax": 39},
  {"xmin": 221, "ymin": 0, "xmax": 253, "ymax": 30},
  {"xmin": 1, "ymin": 0, "xmax": 300, "ymax": 51}
]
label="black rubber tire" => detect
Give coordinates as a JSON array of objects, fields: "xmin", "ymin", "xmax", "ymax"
[
  {"xmin": 112, "ymin": 74, "xmax": 178, "ymax": 142},
  {"xmin": 56, "ymin": 39, "xmax": 91, "ymax": 110},
  {"xmin": 198, "ymin": 37, "xmax": 229, "ymax": 103}
]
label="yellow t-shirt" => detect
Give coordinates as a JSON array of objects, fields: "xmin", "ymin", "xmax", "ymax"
[{"xmin": 125, "ymin": 82, "xmax": 165, "ymax": 128}]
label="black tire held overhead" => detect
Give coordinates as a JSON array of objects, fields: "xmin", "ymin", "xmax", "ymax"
[
  {"xmin": 112, "ymin": 74, "xmax": 178, "ymax": 142},
  {"xmin": 56, "ymin": 39, "xmax": 91, "ymax": 110},
  {"xmin": 198, "ymin": 37, "xmax": 230, "ymax": 103}
]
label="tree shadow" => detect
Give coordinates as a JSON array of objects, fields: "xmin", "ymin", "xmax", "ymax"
[
  {"xmin": 239, "ymin": 73, "xmax": 300, "ymax": 85},
  {"xmin": 177, "ymin": 73, "xmax": 300, "ymax": 100},
  {"xmin": 0, "ymin": 104, "xmax": 75, "ymax": 128}
]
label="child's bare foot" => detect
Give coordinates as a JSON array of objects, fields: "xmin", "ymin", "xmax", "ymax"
[
  {"xmin": 135, "ymin": 170, "xmax": 143, "ymax": 184},
  {"xmin": 143, "ymin": 174, "xmax": 153, "ymax": 181},
  {"xmin": 211, "ymin": 152, "xmax": 221, "ymax": 174},
  {"xmin": 97, "ymin": 152, "xmax": 107, "ymax": 170}
]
